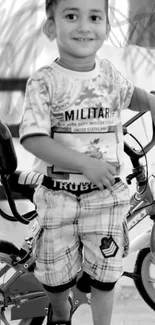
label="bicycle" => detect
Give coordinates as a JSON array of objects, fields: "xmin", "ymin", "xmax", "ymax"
[{"xmin": 0, "ymin": 111, "xmax": 155, "ymax": 324}]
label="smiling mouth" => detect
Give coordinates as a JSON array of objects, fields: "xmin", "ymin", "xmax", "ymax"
[{"xmin": 73, "ymin": 38, "xmax": 94, "ymax": 41}]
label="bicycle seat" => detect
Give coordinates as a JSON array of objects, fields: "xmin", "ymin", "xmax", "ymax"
[
  {"xmin": 8, "ymin": 170, "xmax": 44, "ymax": 202},
  {"xmin": 0, "ymin": 121, "xmax": 44, "ymax": 203},
  {"xmin": 0, "ymin": 120, "xmax": 17, "ymax": 174}
]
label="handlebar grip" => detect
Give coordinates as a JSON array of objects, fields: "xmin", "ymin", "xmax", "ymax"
[{"xmin": 0, "ymin": 120, "xmax": 17, "ymax": 174}]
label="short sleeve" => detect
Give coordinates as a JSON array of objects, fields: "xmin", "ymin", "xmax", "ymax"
[
  {"xmin": 19, "ymin": 72, "xmax": 51, "ymax": 143},
  {"xmin": 109, "ymin": 61, "xmax": 134, "ymax": 110}
]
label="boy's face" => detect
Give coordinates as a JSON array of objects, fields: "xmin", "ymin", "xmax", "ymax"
[{"xmin": 48, "ymin": 0, "xmax": 108, "ymax": 68}]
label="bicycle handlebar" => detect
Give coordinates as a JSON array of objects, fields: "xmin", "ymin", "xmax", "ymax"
[
  {"xmin": 124, "ymin": 112, "xmax": 155, "ymax": 160},
  {"xmin": 0, "ymin": 172, "xmax": 37, "ymax": 224}
]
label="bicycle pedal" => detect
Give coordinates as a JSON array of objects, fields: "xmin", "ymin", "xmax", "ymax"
[{"xmin": 122, "ymin": 271, "xmax": 140, "ymax": 280}]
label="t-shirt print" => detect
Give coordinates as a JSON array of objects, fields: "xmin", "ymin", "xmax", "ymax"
[{"xmin": 19, "ymin": 57, "xmax": 134, "ymax": 182}]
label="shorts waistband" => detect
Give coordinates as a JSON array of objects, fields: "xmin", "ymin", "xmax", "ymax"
[{"xmin": 42, "ymin": 176, "xmax": 121, "ymax": 197}]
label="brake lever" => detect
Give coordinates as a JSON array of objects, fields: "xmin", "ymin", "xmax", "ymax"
[{"xmin": 126, "ymin": 173, "xmax": 136, "ymax": 185}]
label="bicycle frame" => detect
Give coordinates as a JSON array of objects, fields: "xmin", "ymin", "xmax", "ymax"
[{"xmin": 123, "ymin": 111, "xmax": 155, "ymax": 259}]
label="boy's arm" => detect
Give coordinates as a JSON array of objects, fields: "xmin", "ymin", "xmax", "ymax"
[
  {"xmin": 22, "ymin": 135, "xmax": 116, "ymax": 190},
  {"xmin": 22, "ymin": 135, "xmax": 88, "ymax": 174},
  {"xmin": 128, "ymin": 87, "xmax": 155, "ymax": 123}
]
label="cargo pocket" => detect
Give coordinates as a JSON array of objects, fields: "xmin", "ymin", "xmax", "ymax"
[{"xmin": 122, "ymin": 218, "xmax": 129, "ymax": 257}]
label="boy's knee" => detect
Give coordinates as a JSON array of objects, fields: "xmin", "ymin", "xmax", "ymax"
[
  {"xmin": 47, "ymin": 289, "xmax": 70, "ymax": 303},
  {"xmin": 43, "ymin": 285, "xmax": 71, "ymax": 307},
  {"xmin": 91, "ymin": 285, "xmax": 115, "ymax": 297}
]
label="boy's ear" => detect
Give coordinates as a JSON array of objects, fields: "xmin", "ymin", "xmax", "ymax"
[{"xmin": 43, "ymin": 19, "xmax": 56, "ymax": 41}]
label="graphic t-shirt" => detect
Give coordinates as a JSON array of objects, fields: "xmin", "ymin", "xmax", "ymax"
[{"xmin": 19, "ymin": 57, "xmax": 134, "ymax": 184}]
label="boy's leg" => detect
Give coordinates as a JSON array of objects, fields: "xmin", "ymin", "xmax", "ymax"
[
  {"xmin": 79, "ymin": 181, "xmax": 130, "ymax": 325},
  {"xmin": 45, "ymin": 288, "xmax": 71, "ymax": 321},
  {"xmin": 33, "ymin": 186, "xmax": 80, "ymax": 321},
  {"xmin": 90, "ymin": 286, "xmax": 115, "ymax": 325}
]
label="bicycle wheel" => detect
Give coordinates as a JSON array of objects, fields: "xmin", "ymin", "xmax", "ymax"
[
  {"xmin": 134, "ymin": 247, "xmax": 155, "ymax": 311},
  {"xmin": 0, "ymin": 243, "xmax": 46, "ymax": 325}
]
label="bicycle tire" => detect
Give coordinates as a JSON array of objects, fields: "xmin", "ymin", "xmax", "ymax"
[
  {"xmin": 0, "ymin": 243, "xmax": 46, "ymax": 325},
  {"xmin": 134, "ymin": 247, "xmax": 155, "ymax": 311}
]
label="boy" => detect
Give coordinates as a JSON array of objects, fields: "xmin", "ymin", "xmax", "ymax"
[{"xmin": 19, "ymin": 0, "xmax": 155, "ymax": 324}]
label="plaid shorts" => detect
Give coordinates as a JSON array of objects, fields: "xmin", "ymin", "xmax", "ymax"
[{"xmin": 32, "ymin": 178, "xmax": 130, "ymax": 289}]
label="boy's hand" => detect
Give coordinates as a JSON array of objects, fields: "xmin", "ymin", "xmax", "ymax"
[{"xmin": 81, "ymin": 157, "xmax": 117, "ymax": 191}]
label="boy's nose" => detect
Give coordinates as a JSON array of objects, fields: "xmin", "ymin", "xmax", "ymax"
[{"xmin": 78, "ymin": 18, "xmax": 92, "ymax": 33}]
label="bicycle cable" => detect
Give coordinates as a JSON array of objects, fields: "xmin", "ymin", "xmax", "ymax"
[{"xmin": 127, "ymin": 131, "xmax": 148, "ymax": 196}]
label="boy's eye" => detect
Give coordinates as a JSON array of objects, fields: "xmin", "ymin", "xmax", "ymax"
[
  {"xmin": 91, "ymin": 15, "xmax": 102, "ymax": 22},
  {"xmin": 66, "ymin": 14, "xmax": 77, "ymax": 20}
]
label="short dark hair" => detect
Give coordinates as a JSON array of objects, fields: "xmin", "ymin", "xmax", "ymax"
[
  {"xmin": 45, "ymin": 0, "xmax": 58, "ymax": 17},
  {"xmin": 46, "ymin": 0, "xmax": 109, "ymax": 20},
  {"xmin": 45, "ymin": 0, "xmax": 58, "ymax": 14}
]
